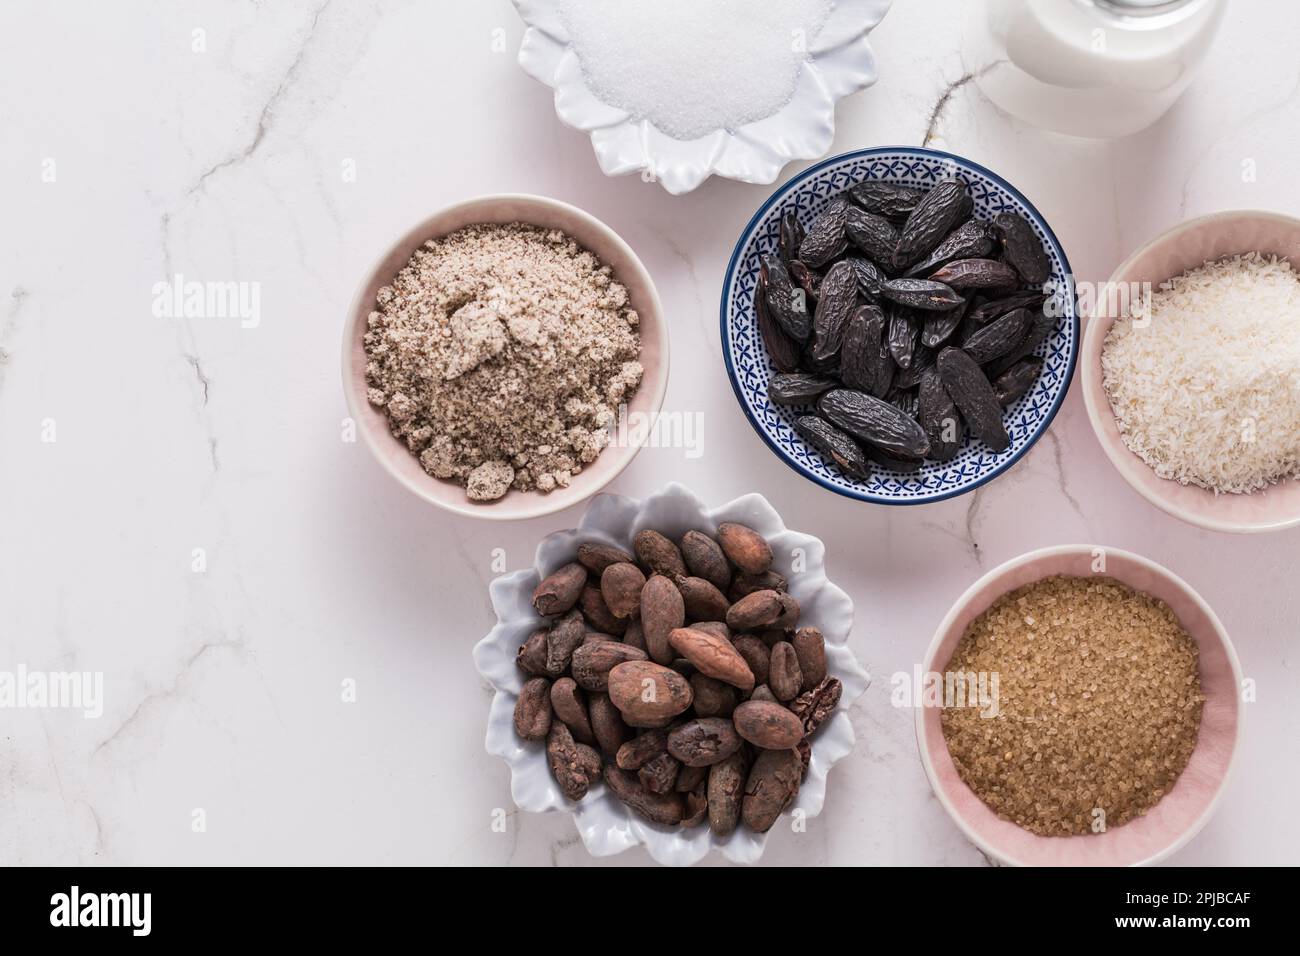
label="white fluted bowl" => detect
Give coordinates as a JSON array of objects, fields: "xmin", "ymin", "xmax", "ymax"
[
  {"xmin": 472, "ymin": 483, "xmax": 870, "ymax": 865},
  {"xmin": 512, "ymin": 0, "xmax": 894, "ymax": 195}
]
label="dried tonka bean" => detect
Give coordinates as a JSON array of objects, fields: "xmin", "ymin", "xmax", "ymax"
[
  {"xmin": 795, "ymin": 415, "xmax": 871, "ymax": 480},
  {"xmin": 768, "ymin": 372, "xmax": 838, "ymax": 406},
  {"xmin": 887, "ymin": 307, "xmax": 920, "ymax": 369},
  {"xmin": 764, "ymin": 258, "xmax": 812, "ymax": 344},
  {"xmin": 905, "ymin": 219, "xmax": 995, "ymax": 277},
  {"xmin": 788, "ymin": 260, "xmax": 822, "ymax": 304},
  {"xmin": 983, "ymin": 309, "xmax": 1055, "ymax": 379},
  {"xmin": 993, "ymin": 357, "xmax": 1044, "ymax": 406},
  {"xmin": 845, "ymin": 206, "xmax": 899, "ymax": 264},
  {"xmin": 880, "ymin": 277, "xmax": 964, "ymax": 311},
  {"xmin": 921, "ymin": 302, "xmax": 966, "ymax": 349},
  {"xmin": 994, "ymin": 211, "xmax": 1050, "ymax": 285},
  {"xmin": 819, "ymin": 389, "xmax": 930, "ymax": 460},
  {"xmin": 893, "ymin": 180, "xmax": 967, "ymax": 269},
  {"xmin": 937, "ymin": 348, "xmax": 1009, "ymax": 452},
  {"xmin": 849, "ymin": 256, "xmax": 887, "ymax": 298},
  {"xmin": 756, "ymin": 276, "xmax": 801, "ymax": 373},
  {"xmin": 928, "ymin": 258, "xmax": 1019, "ymax": 291},
  {"xmin": 848, "ymin": 181, "xmax": 925, "ymax": 221},
  {"xmin": 963, "ymin": 306, "xmax": 1032, "ymax": 364},
  {"xmin": 967, "ymin": 291, "xmax": 1046, "ymax": 328},
  {"xmin": 778, "ymin": 209, "xmax": 805, "ymax": 269},
  {"xmin": 809, "ymin": 261, "xmax": 857, "ymax": 363},
  {"xmin": 919, "ymin": 366, "xmax": 962, "ymax": 462},
  {"xmin": 798, "ymin": 195, "xmax": 850, "ymax": 268}
]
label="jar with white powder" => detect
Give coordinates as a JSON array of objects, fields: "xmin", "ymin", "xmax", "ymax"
[{"xmin": 963, "ymin": 0, "xmax": 1226, "ymax": 138}]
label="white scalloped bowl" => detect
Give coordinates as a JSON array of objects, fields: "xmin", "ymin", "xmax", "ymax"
[
  {"xmin": 472, "ymin": 483, "xmax": 870, "ymax": 865},
  {"xmin": 512, "ymin": 0, "xmax": 894, "ymax": 195}
]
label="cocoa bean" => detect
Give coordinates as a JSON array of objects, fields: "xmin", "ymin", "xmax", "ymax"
[
  {"xmin": 640, "ymin": 574, "xmax": 685, "ymax": 665},
  {"xmin": 678, "ymin": 576, "xmax": 731, "ymax": 623},
  {"xmin": 513, "ymin": 677, "xmax": 552, "ymax": 741},
  {"xmin": 769, "ymin": 642, "xmax": 803, "ymax": 702},
  {"xmin": 532, "ymin": 562, "xmax": 587, "ymax": 616},
  {"xmin": 731, "ymin": 635, "xmax": 771, "ymax": 687},
  {"xmin": 749, "ymin": 685, "xmax": 777, "ymax": 703},
  {"xmin": 682, "ymin": 786, "xmax": 709, "ymax": 827},
  {"xmin": 689, "ymin": 673, "xmax": 738, "ymax": 718},
  {"xmin": 792, "ymin": 626, "xmax": 827, "ymax": 692},
  {"xmin": 600, "ymin": 562, "xmax": 646, "ymax": 619},
  {"xmin": 726, "ymin": 589, "xmax": 785, "ymax": 631},
  {"xmin": 615, "ymin": 728, "xmax": 669, "ymax": 770},
  {"xmin": 633, "ymin": 529, "xmax": 687, "ymax": 579},
  {"xmin": 579, "ymin": 584, "xmax": 627, "ymax": 636},
  {"xmin": 638, "ymin": 752, "xmax": 681, "ymax": 794},
  {"xmin": 668, "ymin": 627, "xmax": 755, "ymax": 691},
  {"xmin": 549, "ymin": 677, "xmax": 595, "ymax": 745},
  {"xmin": 547, "ymin": 722, "xmax": 600, "ymax": 801},
  {"xmin": 716, "ymin": 522, "xmax": 774, "ymax": 574},
  {"xmin": 570, "ymin": 641, "xmax": 647, "ymax": 692},
  {"xmin": 583, "ymin": 631, "xmax": 616, "ymax": 645},
  {"xmin": 622, "ymin": 619, "xmax": 647, "ymax": 652},
  {"xmin": 667, "ymin": 717, "xmax": 743, "ymax": 767},
  {"xmin": 691, "ymin": 621, "xmax": 731, "ymax": 642},
  {"xmin": 708, "ymin": 750, "xmax": 749, "ymax": 837},
  {"xmin": 603, "ymin": 765, "xmax": 685, "ymax": 825},
  {"xmin": 516, "ymin": 628, "xmax": 553, "ymax": 677},
  {"xmin": 675, "ymin": 763, "xmax": 709, "ymax": 793},
  {"xmin": 576, "ymin": 541, "xmax": 634, "ymax": 574},
  {"xmin": 679, "ymin": 530, "xmax": 731, "ymax": 590},
  {"xmin": 773, "ymin": 593, "xmax": 801, "ymax": 630},
  {"xmin": 733, "ymin": 700, "xmax": 805, "ymax": 750},
  {"xmin": 545, "ymin": 610, "xmax": 586, "ymax": 675},
  {"xmin": 729, "ymin": 569, "xmax": 787, "ymax": 600},
  {"xmin": 790, "ymin": 677, "xmax": 843, "ymax": 735},
  {"xmin": 589, "ymin": 692, "xmax": 629, "ymax": 756},
  {"xmin": 742, "ymin": 748, "xmax": 802, "ymax": 832},
  {"xmin": 607, "ymin": 661, "xmax": 694, "ymax": 723}
]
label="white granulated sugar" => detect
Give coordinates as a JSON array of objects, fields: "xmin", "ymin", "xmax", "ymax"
[
  {"xmin": 557, "ymin": 0, "xmax": 834, "ymax": 141},
  {"xmin": 1102, "ymin": 253, "xmax": 1300, "ymax": 494}
]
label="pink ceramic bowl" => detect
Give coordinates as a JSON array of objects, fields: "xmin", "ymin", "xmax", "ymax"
[
  {"xmin": 1081, "ymin": 210, "xmax": 1300, "ymax": 532},
  {"xmin": 342, "ymin": 194, "xmax": 669, "ymax": 520},
  {"xmin": 916, "ymin": 545, "xmax": 1241, "ymax": 867}
]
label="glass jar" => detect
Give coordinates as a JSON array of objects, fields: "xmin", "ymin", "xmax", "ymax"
[{"xmin": 963, "ymin": 0, "xmax": 1227, "ymax": 138}]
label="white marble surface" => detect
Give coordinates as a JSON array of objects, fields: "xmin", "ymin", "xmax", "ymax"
[{"xmin": 1, "ymin": 0, "xmax": 1297, "ymax": 866}]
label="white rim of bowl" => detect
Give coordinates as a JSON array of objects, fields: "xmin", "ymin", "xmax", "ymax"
[
  {"xmin": 913, "ymin": 544, "xmax": 1243, "ymax": 867},
  {"xmin": 340, "ymin": 193, "xmax": 669, "ymax": 521},
  {"xmin": 1082, "ymin": 208, "xmax": 1300, "ymax": 533}
]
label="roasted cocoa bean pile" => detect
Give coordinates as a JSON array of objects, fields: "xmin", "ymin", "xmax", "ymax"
[
  {"xmin": 513, "ymin": 523, "xmax": 843, "ymax": 835},
  {"xmin": 757, "ymin": 179, "xmax": 1055, "ymax": 477}
]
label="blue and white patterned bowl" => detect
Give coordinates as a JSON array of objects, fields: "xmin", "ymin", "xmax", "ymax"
[{"xmin": 720, "ymin": 147, "xmax": 1078, "ymax": 505}]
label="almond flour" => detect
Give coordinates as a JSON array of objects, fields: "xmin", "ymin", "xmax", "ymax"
[
  {"xmin": 363, "ymin": 223, "xmax": 642, "ymax": 501},
  {"xmin": 940, "ymin": 575, "xmax": 1204, "ymax": 837}
]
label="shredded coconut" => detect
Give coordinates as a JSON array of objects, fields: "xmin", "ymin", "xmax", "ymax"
[
  {"xmin": 1102, "ymin": 253, "xmax": 1300, "ymax": 494},
  {"xmin": 364, "ymin": 223, "xmax": 642, "ymax": 501}
]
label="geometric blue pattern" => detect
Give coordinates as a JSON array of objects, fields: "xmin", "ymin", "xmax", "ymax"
[{"xmin": 720, "ymin": 147, "xmax": 1079, "ymax": 505}]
